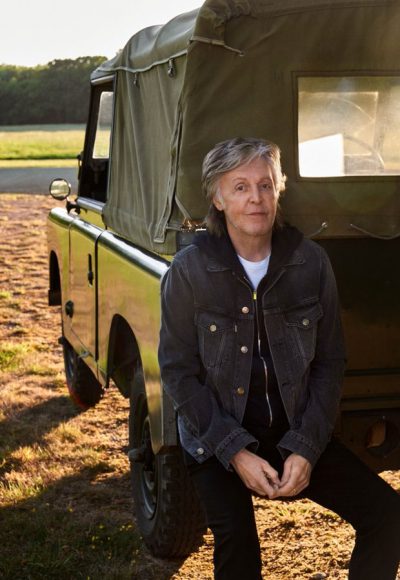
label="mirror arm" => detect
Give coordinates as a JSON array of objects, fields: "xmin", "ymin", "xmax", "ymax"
[{"xmin": 66, "ymin": 199, "xmax": 80, "ymax": 214}]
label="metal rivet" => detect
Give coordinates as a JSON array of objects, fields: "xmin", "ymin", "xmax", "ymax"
[
  {"xmin": 242, "ymin": 306, "xmax": 249, "ymax": 314},
  {"xmin": 197, "ymin": 447, "xmax": 204, "ymax": 455},
  {"xmin": 302, "ymin": 318, "xmax": 310, "ymax": 327},
  {"xmin": 210, "ymin": 324, "xmax": 217, "ymax": 332},
  {"xmin": 236, "ymin": 387, "xmax": 245, "ymax": 396},
  {"xmin": 240, "ymin": 346, "xmax": 248, "ymax": 354}
]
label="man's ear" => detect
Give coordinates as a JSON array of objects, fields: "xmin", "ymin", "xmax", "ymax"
[{"xmin": 213, "ymin": 195, "xmax": 224, "ymax": 211}]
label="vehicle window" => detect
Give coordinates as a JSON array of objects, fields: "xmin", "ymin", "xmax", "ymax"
[
  {"xmin": 298, "ymin": 76, "xmax": 400, "ymax": 177},
  {"xmin": 93, "ymin": 91, "xmax": 113, "ymax": 159},
  {"xmin": 78, "ymin": 81, "xmax": 114, "ymax": 203}
]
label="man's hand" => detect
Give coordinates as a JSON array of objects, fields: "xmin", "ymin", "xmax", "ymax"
[
  {"xmin": 275, "ymin": 453, "xmax": 312, "ymax": 498},
  {"xmin": 230, "ymin": 448, "xmax": 281, "ymax": 498}
]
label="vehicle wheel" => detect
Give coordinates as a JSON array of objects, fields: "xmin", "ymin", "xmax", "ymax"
[
  {"xmin": 129, "ymin": 384, "xmax": 206, "ymax": 558},
  {"xmin": 62, "ymin": 337, "xmax": 104, "ymax": 409}
]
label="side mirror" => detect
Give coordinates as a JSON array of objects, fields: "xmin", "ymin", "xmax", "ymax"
[{"xmin": 49, "ymin": 178, "xmax": 71, "ymax": 201}]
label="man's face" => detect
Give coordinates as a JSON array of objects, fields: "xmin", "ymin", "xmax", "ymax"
[{"xmin": 213, "ymin": 157, "xmax": 279, "ymax": 246}]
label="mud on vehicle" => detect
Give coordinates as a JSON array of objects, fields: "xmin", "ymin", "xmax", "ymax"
[{"xmin": 48, "ymin": 0, "xmax": 400, "ymax": 558}]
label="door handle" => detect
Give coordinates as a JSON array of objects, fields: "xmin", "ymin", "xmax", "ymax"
[{"xmin": 87, "ymin": 254, "xmax": 94, "ymax": 285}]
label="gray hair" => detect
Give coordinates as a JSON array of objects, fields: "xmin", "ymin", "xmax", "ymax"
[{"xmin": 202, "ymin": 137, "xmax": 286, "ymax": 236}]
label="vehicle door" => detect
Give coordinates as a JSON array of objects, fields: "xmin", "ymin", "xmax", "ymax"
[{"xmin": 66, "ymin": 79, "xmax": 114, "ymax": 362}]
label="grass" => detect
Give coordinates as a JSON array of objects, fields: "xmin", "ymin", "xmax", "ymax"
[
  {"xmin": 0, "ymin": 124, "xmax": 85, "ymax": 161},
  {"xmin": 0, "ymin": 159, "xmax": 78, "ymax": 168},
  {"xmin": 0, "ymin": 489, "xmax": 140, "ymax": 579},
  {"xmin": 0, "ymin": 124, "xmax": 84, "ymax": 132},
  {"xmin": 0, "ymin": 384, "xmax": 141, "ymax": 579},
  {"xmin": 0, "ymin": 290, "xmax": 12, "ymax": 300},
  {"xmin": 0, "ymin": 194, "xmax": 144, "ymax": 579},
  {"xmin": 26, "ymin": 364, "xmax": 59, "ymax": 376},
  {"xmin": 0, "ymin": 342, "xmax": 31, "ymax": 371}
]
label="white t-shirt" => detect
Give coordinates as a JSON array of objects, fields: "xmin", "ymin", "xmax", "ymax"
[{"xmin": 237, "ymin": 254, "xmax": 270, "ymax": 289}]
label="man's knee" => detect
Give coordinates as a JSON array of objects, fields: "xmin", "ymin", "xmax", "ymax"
[
  {"xmin": 382, "ymin": 493, "xmax": 400, "ymax": 537},
  {"xmin": 211, "ymin": 503, "xmax": 258, "ymax": 543},
  {"xmin": 363, "ymin": 487, "xmax": 400, "ymax": 542}
]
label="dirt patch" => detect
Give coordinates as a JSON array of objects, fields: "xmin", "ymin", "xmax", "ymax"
[{"xmin": 0, "ymin": 194, "xmax": 399, "ymax": 579}]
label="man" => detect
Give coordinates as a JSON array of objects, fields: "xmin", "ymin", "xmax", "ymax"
[{"xmin": 159, "ymin": 137, "xmax": 400, "ymax": 579}]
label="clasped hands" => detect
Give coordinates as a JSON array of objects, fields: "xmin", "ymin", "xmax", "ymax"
[{"xmin": 230, "ymin": 448, "xmax": 312, "ymax": 498}]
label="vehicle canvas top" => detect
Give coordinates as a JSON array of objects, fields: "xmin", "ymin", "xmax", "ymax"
[{"xmin": 92, "ymin": 0, "xmax": 400, "ymax": 254}]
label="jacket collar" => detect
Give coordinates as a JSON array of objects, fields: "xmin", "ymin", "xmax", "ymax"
[{"xmin": 192, "ymin": 224, "xmax": 304, "ymax": 280}]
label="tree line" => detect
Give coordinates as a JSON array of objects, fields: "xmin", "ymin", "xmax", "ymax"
[{"xmin": 0, "ymin": 56, "xmax": 107, "ymax": 125}]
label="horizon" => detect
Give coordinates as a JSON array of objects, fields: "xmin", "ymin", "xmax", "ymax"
[{"xmin": 0, "ymin": 55, "xmax": 110, "ymax": 69}]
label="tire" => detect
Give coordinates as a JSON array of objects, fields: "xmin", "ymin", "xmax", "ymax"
[
  {"xmin": 129, "ymin": 384, "xmax": 206, "ymax": 558},
  {"xmin": 62, "ymin": 337, "xmax": 104, "ymax": 409}
]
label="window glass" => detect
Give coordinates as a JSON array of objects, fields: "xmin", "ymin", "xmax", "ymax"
[
  {"xmin": 93, "ymin": 91, "xmax": 113, "ymax": 159},
  {"xmin": 298, "ymin": 77, "xmax": 400, "ymax": 177}
]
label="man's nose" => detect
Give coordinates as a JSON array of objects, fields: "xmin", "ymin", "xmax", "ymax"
[{"xmin": 249, "ymin": 185, "xmax": 262, "ymax": 202}]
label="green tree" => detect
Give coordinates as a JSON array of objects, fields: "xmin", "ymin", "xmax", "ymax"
[{"xmin": 0, "ymin": 56, "xmax": 107, "ymax": 124}]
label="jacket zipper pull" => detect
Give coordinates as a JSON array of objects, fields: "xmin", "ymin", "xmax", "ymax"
[{"xmin": 253, "ymin": 291, "xmax": 257, "ymax": 301}]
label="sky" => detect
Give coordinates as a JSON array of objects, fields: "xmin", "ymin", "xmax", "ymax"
[{"xmin": 1, "ymin": 0, "xmax": 201, "ymax": 67}]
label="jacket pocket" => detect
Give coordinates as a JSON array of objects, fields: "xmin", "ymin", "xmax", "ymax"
[
  {"xmin": 283, "ymin": 301, "xmax": 323, "ymax": 360},
  {"xmin": 195, "ymin": 311, "xmax": 237, "ymax": 369}
]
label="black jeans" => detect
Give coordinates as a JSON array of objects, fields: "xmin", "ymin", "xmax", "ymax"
[{"xmin": 185, "ymin": 437, "xmax": 400, "ymax": 580}]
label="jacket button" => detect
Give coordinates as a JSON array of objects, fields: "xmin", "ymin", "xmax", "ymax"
[
  {"xmin": 240, "ymin": 345, "xmax": 248, "ymax": 353},
  {"xmin": 236, "ymin": 387, "xmax": 245, "ymax": 395},
  {"xmin": 302, "ymin": 318, "xmax": 310, "ymax": 327},
  {"xmin": 241, "ymin": 306, "xmax": 249, "ymax": 314},
  {"xmin": 197, "ymin": 447, "xmax": 204, "ymax": 455},
  {"xmin": 209, "ymin": 324, "xmax": 217, "ymax": 332}
]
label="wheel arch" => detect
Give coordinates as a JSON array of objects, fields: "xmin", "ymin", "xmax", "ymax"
[
  {"xmin": 107, "ymin": 314, "xmax": 142, "ymax": 397},
  {"xmin": 49, "ymin": 250, "xmax": 61, "ymax": 306},
  {"xmin": 107, "ymin": 313, "xmax": 177, "ymax": 454}
]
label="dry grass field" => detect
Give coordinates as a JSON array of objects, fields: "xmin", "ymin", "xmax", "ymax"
[{"xmin": 0, "ymin": 193, "xmax": 399, "ymax": 579}]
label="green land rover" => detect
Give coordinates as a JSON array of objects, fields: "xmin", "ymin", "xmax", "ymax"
[{"xmin": 47, "ymin": 0, "xmax": 400, "ymax": 558}]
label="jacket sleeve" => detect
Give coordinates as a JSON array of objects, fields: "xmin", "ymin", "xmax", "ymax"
[
  {"xmin": 158, "ymin": 251, "xmax": 258, "ymax": 469},
  {"xmin": 278, "ymin": 247, "xmax": 346, "ymax": 467}
]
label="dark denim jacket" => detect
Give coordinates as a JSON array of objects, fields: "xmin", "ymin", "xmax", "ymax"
[{"xmin": 159, "ymin": 227, "xmax": 346, "ymax": 469}]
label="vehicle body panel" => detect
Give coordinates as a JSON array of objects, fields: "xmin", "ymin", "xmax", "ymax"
[{"xmin": 96, "ymin": 232, "xmax": 171, "ymax": 449}]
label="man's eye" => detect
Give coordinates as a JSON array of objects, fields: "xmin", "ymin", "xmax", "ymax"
[{"xmin": 261, "ymin": 183, "xmax": 273, "ymax": 191}]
